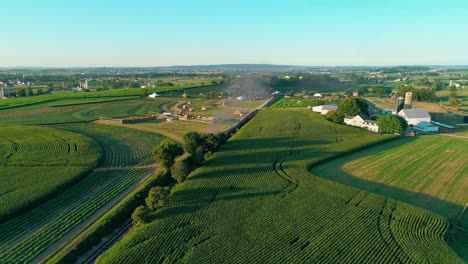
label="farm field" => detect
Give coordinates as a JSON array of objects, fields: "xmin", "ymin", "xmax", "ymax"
[
  {"xmin": 98, "ymin": 109, "xmax": 463, "ymax": 263},
  {"xmin": 93, "ymin": 98, "xmax": 268, "ymax": 142},
  {"xmin": 271, "ymin": 96, "xmax": 333, "ymax": 108},
  {"xmin": 0, "ymin": 125, "xmax": 100, "ymax": 221},
  {"xmin": 311, "ymin": 135, "xmax": 468, "ymax": 258},
  {"xmin": 0, "ymin": 98, "xmax": 172, "ymax": 125},
  {"xmin": 0, "ymin": 124, "xmax": 167, "ymax": 263}
]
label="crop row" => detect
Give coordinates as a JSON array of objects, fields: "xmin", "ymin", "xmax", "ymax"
[
  {"xmin": 56, "ymin": 123, "xmax": 165, "ymax": 167},
  {"xmin": 97, "ymin": 109, "xmax": 463, "ymax": 264},
  {"xmin": 0, "ymin": 168, "xmax": 150, "ymax": 263}
]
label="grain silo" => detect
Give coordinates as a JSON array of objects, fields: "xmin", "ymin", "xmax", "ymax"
[
  {"xmin": 404, "ymin": 92, "xmax": 413, "ymax": 109},
  {"xmin": 396, "ymin": 97, "xmax": 405, "ymax": 113}
]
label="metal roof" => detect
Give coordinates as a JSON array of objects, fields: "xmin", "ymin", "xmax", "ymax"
[{"xmin": 398, "ymin": 109, "xmax": 431, "ymax": 119}]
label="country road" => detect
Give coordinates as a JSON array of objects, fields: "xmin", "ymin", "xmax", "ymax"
[{"xmin": 32, "ymin": 165, "xmax": 159, "ymax": 263}]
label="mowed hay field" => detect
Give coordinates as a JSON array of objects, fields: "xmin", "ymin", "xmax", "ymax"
[
  {"xmin": 311, "ymin": 135, "xmax": 468, "ymax": 259},
  {"xmin": 0, "ymin": 125, "xmax": 100, "ymax": 222},
  {"xmin": 98, "ymin": 109, "xmax": 463, "ymax": 263}
]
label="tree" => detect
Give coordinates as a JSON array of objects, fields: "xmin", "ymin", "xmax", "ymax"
[
  {"xmin": 418, "ymin": 77, "xmax": 431, "ymax": 87},
  {"xmin": 201, "ymin": 133, "xmax": 226, "ymax": 156},
  {"xmin": 377, "ymin": 115, "xmax": 408, "ymax": 134},
  {"xmin": 27, "ymin": 87, "xmax": 34, "ymax": 96},
  {"xmin": 357, "ymin": 86, "xmax": 368, "ymax": 96},
  {"xmin": 375, "ymin": 87, "xmax": 385, "ymax": 97},
  {"xmin": 153, "ymin": 139, "xmax": 184, "ymax": 171},
  {"xmin": 171, "ymin": 159, "xmax": 190, "ymax": 183},
  {"xmin": 145, "ymin": 186, "xmax": 171, "ymax": 210},
  {"xmin": 17, "ymin": 88, "xmax": 26, "ymax": 97},
  {"xmin": 131, "ymin": 205, "xmax": 151, "ymax": 226},
  {"xmin": 337, "ymin": 97, "xmax": 369, "ymax": 116},
  {"xmin": 448, "ymin": 86, "xmax": 460, "ymax": 106},
  {"xmin": 324, "ymin": 110, "xmax": 343, "ymax": 123},
  {"xmin": 344, "ymin": 88, "xmax": 353, "ymax": 98},
  {"xmin": 183, "ymin": 131, "xmax": 203, "ymax": 155},
  {"xmin": 396, "ymin": 84, "xmax": 413, "ymax": 97}
]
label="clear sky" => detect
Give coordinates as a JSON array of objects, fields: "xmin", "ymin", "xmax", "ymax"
[{"xmin": 1, "ymin": 0, "xmax": 468, "ymax": 67}]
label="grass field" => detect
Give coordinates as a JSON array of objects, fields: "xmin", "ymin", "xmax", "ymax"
[
  {"xmin": 272, "ymin": 96, "xmax": 328, "ymax": 108},
  {"xmin": 92, "ymin": 98, "xmax": 267, "ymax": 142},
  {"xmin": 98, "ymin": 109, "xmax": 463, "ymax": 263},
  {"xmin": 0, "ymin": 98, "xmax": 172, "ymax": 125},
  {"xmin": 0, "ymin": 125, "xmax": 101, "ymax": 222},
  {"xmin": 311, "ymin": 135, "xmax": 468, "ymax": 258},
  {"xmin": 0, "ymin": 124, "xmax": 167, "ymax": 263}
]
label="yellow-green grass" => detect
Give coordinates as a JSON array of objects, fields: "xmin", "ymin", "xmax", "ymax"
[
  {"xmin": 95, "ymin": 119, "xmax": 230, "ymax": 143},
  {"xmin": 311, "ymin": 135, "xmax": 467, "ymax": 258},
  {"xmin": 98, "ymin": 109, "xmax": 463, "ymax": 263},
  {"xmin": 0, "ymin": 125, "xmax": 101, "ymax": 222},
  {"xmin": 222, "ymin": 99, "xmax": 266, "ymax": 109}
]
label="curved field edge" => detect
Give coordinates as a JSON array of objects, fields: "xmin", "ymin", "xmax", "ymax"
[
  {"xmin": 43, "ymin": 171, "xmax": 171, "ymax": 264},
  {"xmin": 98, "ymin": 108, "xmax": 463, "ymax": 263},
  {"xmin": 0, "ymin": 125, "xmax": 101, "ymax": 222},
  {"xmin": 309, "ymin": 135, "xmax": 468, "ymax": 260}
]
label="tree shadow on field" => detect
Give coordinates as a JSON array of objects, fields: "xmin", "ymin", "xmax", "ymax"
[
  {"xmin": 200, "ymin": 137, "xmax": 331, "ymax": 168},
  {"xmin": 153, "ymin": 186, "xmax": 278, "ymax": 221},
  {"xmin": 309, "ymin": 136, "xmax": 467, "ymax": 260}
]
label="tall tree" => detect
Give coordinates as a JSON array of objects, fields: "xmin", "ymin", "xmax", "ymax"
[
  {"xmin": 377, "ymin": 115, "xmax": 408, "ymax": 134},
  {"xmin": 448, "ymin": 86, "xmax": 460, "ymax": 106},
  {"xmin": 337, "ymin": 97, "xmax": 369, "ymax": 116},
  {"xmin": 145, "ymin": 186, "xmax": 171, "ymax": 210},
  {"xmin": 153, "ymin": 139, "xmax": 184, "ymax": 171}
]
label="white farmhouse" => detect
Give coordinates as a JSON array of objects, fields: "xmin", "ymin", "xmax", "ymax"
[
  {"xmin": 344, "ymin": 114, "xmax": 379, "ymax": 133},
  {"xmin": 398, "ymin": 109, "xmax": 431, "ymax": 126},
  {"xmin": 312, "ymin": 104, "xmax": 338, "ymax": 115}
]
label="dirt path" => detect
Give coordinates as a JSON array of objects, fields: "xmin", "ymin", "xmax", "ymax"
[
  {"xmin": 94, "ymin": 164, "xmax": 158, "ymax": 171},
  {"xmin": 32, "ymin": 165, "xmax": 159, "ymax": 264},
  {"xmin": 440, "ymin": 134, "xmax": 468, "ymax": 139}
]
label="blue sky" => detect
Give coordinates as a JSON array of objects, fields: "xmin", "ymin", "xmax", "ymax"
[{"xmin": 1, "ymin": 0, "xmax": 468, "ymax": 66}]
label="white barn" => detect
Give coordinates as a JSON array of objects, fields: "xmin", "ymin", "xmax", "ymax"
[
  {"xmin": 312, "ymin": 104, "xmax": 338, "ymax": 115},
  {"xmin": 398, "ymin": 109, "xmax": 431, "ymax": 126}
]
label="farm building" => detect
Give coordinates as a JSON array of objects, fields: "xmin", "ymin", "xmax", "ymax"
[
  {"xmin": 148, "ymin": 92, "xmax": 160, "ymax": 98},
  {"xmin": 312, "ymin": 104, "xmax": 338, "ymax": 115},
  {"xmin": 344, "ymin": 114, "xmax": 379, "ymax": 133},
  {"xmin": 414, "ymin": 121, "xmax": 439, "ymax": 132},
  {"xmin": 313, "ymin": 93, "xmax": 323, "ymax": 98},
  {"xmin": 397, "ymin": 109, "xmax": 431, "ymax": 126},
  {"xmin": 233, "ymin": 110, "xmax": 246, "ymax": 117}
]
